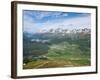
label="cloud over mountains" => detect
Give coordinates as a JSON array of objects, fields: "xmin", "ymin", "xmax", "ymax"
[{"xmin": 23, "ymin": 10, "xmax": 91, "ymax": 33}]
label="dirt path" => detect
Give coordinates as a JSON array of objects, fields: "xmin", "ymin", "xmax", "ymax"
[{"xmin": 36, "ymin": 61, "xmax": 49, "ymax": 68}]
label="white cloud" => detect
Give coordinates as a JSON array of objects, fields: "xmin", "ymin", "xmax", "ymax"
[
  {"xmin": 40, "ymin": 15, "xmax": 91, "ymax": 30},
  {"xmin": 24, "ymin": 11, "xmax": 69, "ymax": 20},
  {"xmin": 23, "ymin": 13, "xmax": 91, "ymax": 33}
]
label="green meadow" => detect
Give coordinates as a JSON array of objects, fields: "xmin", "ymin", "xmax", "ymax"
[{"xmin": 23, "ymin": 30, "xmax": 91, "ymax": 69}]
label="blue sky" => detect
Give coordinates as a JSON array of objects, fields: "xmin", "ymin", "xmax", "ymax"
[{"xmin": 23, "ymin": 10, "xmax": 91, "ymax": 33}]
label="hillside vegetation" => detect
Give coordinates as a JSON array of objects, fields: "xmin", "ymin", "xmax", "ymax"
[{"xmin": 23, "ymin": 28, "xmax": 91, "ymax": 69}]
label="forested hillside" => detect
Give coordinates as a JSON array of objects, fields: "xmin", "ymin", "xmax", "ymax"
[{"xmin": 23, "ymin": 28, "xmax": 91, "ymax": 69}]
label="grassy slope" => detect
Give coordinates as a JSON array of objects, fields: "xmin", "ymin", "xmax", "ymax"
[
  {"xmin": 23, "ymin": 53, "xmax": 90, "ymax": 69},
  {"xmin": 23, "ymin": 33, "xmax": 91, "ymax": 69}
]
